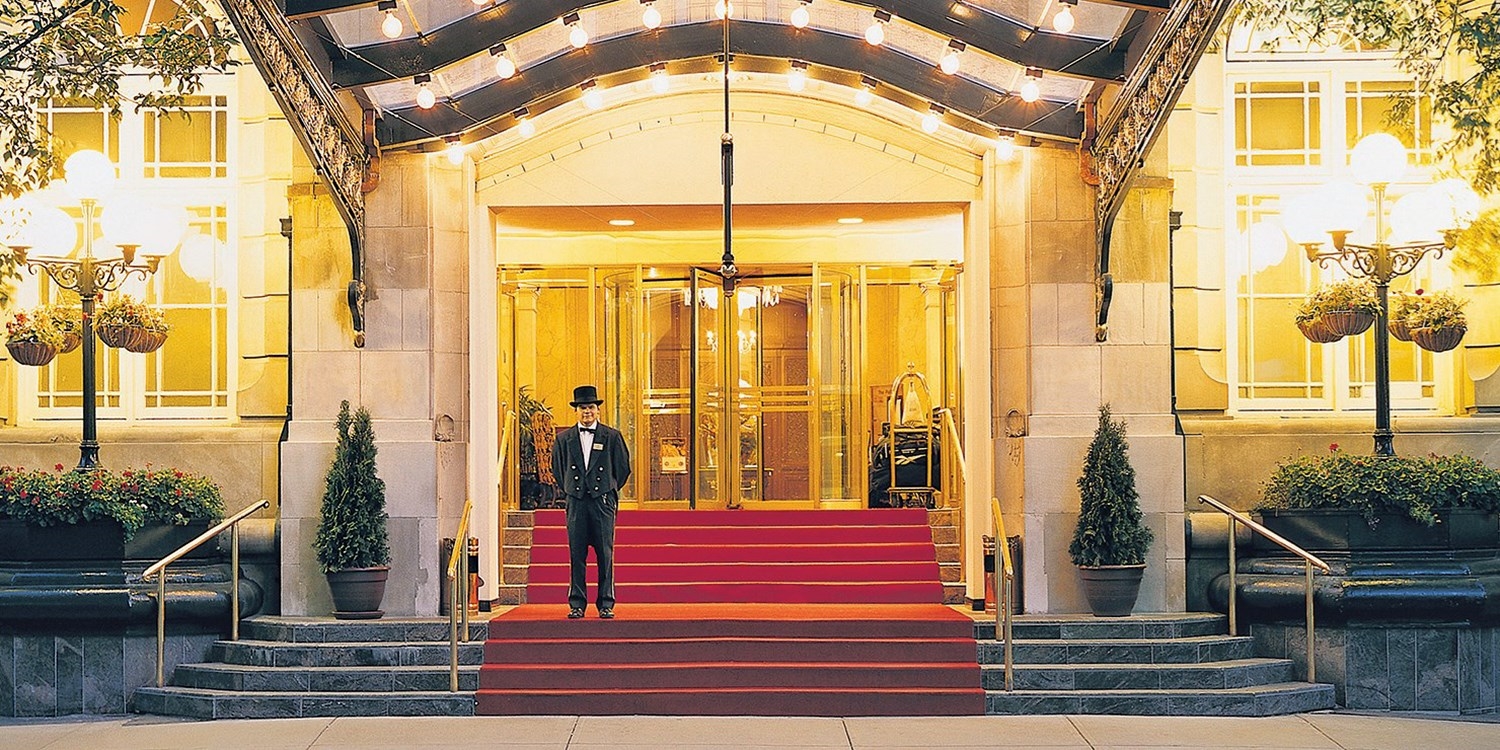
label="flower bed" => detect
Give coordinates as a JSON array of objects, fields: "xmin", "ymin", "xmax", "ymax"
[{"xmin": 0, "ymin": 464, "xmax": 224, "ymax": 539}]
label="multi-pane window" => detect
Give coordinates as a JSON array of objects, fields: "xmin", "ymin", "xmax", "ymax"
[
  {"xmin": 1227, "ymin": 63, "xmax": 1445, "ymax": 414},
  {"xmin": 38, "ymin": 99, "xmax": 121, "ymax": 175},
  {"xmin": 22, "ymin": 80, "xmax": 236, "ymax": 422}
]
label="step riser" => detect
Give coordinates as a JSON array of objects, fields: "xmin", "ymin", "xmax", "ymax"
[
  {"xmin": 238, "ymin": 622, "xmax": 487, "ymax": 643},
  {"xmin": 488, "ymin": 621, "xmax": 970, "ymax": 640},
  {"xmin": 477, "ymin": 690, "xmax": 983, "ymax": 716},
  {"xmin": 527, "ymin": 544, "xmax": 937, "ymax": 564},
  {"xmin": 525, "ymin": 562, "xmax": 940, "ymax": 583},
  {"xmin": 984, "ymin": 662, "xmax": 1295, "ymax": 691},
  {"xmin": 133, "ymin": 689, "xmax": 475, "ymax": 719},
  {"xmin": 485, "ymin": 639, "xmax": 977, "ymax": 665},
  {"xmin": 979, "ymin": 639, "xmax": 1256, "ymax": 665},
  {"xmin": 971, "ymin": 618, "xmax": 1230, "ymax": 641},
  {"xmin": 481, "ymin": 664, "xmax": 980, "ymax": 691},
  {"xmin": 172, "ymin": 666, "xmax": 481, "ymax": 693},
  {"xmin": 526, "ymin": 582, "xmax": 942, "ymax": 604},
  {"xmin": 984, "ymin": 685, "xmax": 1336, "ymax": 717},
  {"xmin": 531, "ymin": 527, "xmax": 933, "ymax": 544},
  {"xmin": 530, "ymin": 509, "xmax": 932, "ymax": 525},
  {"xmin": 213, "ymin": 643, "xmax": 485, "ymax": 668}
]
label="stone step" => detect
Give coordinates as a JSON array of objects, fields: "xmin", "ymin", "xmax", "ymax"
[
  {"xmin": 977, "ymin": 635, "xmax": 1256, "ymax": 665},
  {"xmin": 171, "ymin": 663, "xmax": 481, "ymax": 692},
  {"xmin": 495, "ymin": 584, "xmax": 525, "ymax": 605},
  {"xmin": 132, "ymin": 686, "xmax": 473, "ymax": 719},
  {"xmin": 984, "ymin": 681, "xmax": 1336, "ymax": 716},
  {"xmin": 211, "ymin": 640, "xmax": 486, "ymax": 668},
  {"xmin": 972, "ymin": 613, "xmax": 1229, "ymax": 641},
  {"xmin": 241, "ymin": 617, "xmax": 486, "ymax": 643},
  {"xmin": 982, "ymin": 658, "xmax": 1295, "ymax": 690}
]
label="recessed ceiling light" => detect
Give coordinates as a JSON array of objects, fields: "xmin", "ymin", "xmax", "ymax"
[
  {"xmin": 837, "ymin": 217, "xmax": 864, "ymax": 224},
  {"xmin": 609, "ymin": 219, "xmax": 636, "ymax": 226}
]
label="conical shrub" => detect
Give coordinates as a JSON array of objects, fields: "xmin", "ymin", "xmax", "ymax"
[
  {"xmin": 1069, "ymin": 405, "xmax": 1153, "ymax": 567},
  {"xmin": 313, "ymin": 400, "xmax": 390, "ymax": 572}
]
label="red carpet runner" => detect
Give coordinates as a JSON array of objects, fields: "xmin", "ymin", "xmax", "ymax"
[{"xmin": 477, "ymin": 509, "xmax": 984, "ymax": 715}]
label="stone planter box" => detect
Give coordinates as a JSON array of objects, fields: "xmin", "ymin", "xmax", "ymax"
[
  {"xmin": 0, "ymin": 519, "xmax": 219, "ymax": 563},
  {"xmin": 1253, "ymin": 508, "xmax": 1500, "ymax": 553}
]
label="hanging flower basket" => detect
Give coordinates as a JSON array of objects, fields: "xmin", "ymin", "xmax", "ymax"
[
  {"xmin": 59, "ymin": 331, "xmax": 82, "ymax": 354},
  {"xmin": 123, "ymin": 329, "xmax": 167, "ymax": 354},
  {"xmin": 1297, "ymin": 318, "xmax": 1343, "ymax": 344},
  {"xmin": 95, "ymin": 324, "xmax": 137, "ymax": 349},
  {"xmin": 1411, "ymin": 325, "xmax": 1465, "ymax": 353},
  {"xmin": 1322, "ymin": 310, "xmax": 1376, "ymax": 337},
  {"xmin": 1388, "ymin": 319, "xmax": 1413, "ymax": 342},
  {"xmin": 6, "ymin": 340, "xmax": 59, "ymax": 367}
]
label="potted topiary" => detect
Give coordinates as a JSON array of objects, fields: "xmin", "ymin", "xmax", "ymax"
[
  {"xmin": 1403, "ymin": 289, "xmax": 1467, "ymax": 353},
  {"xmin": 1069, "ymin": 405, "xmax": 1154, "ymax": 616},
  {"xmin": 4, "ymin": 308, "xmax": 64, "ymax": 366},
  {"xmin": 313, "ymin": 400, "xmax": 391, "ymax": 619}
]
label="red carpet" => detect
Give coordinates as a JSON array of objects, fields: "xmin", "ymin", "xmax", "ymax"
[{"xmin": 477, "ymin": 510, "xmax": 984, "ymax": 716}]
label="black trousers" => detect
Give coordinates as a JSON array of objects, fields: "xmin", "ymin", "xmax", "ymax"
[{"xmin": 565, "ymin": 493, "xmax": 617, "ymax": 610}]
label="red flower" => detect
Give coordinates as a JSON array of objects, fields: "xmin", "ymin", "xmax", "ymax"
[
  {"xmin": 53, "ymin": 463, "xmax": 63, "ymax": 472},
  {"xmin": 1415, "ymin": 288, "xmax": 1425, "ymax": 296},
  {"xmin": 1329, "ymin": 443, "xmax": 1340, "ymax": 452}
]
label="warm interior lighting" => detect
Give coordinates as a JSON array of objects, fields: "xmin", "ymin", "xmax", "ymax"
[
  {"xmin": 790, "ymin": 0, "xmax": 811, "ymax": 28},
  {"xmin": 490, "ymin": 44, "xmax": 516, "ymax": 79},
  {"xmin": 939, "ymin": 40, "xmax": 965, "ymax": 75},
  {"xmin": 515, "ymin": 108, "xmax": 536, "ymax": 138},
  {"xmin": 787, "ymin": 61, "xmax": 808, "ymax": 92},
  {"xmin": 995, "ymin": 133, "xmax": 1017, "ymax": 161},
  {"xmin": 564, "ymin": 13, "xmax": 588, "ymax": 48},
  {"xmin": 378, "ymin": 0, "xmax": 402, "ymax": 39},
  {"xmin": 62, "ymin": 149, "xmax": 116, "ymax": 202},
  {"xmin": 444, "ymin": 136, "xmax": 465, "ymax": 166},
  {"xmin": 1053, "ymin": 0, "xmax": 1077, "ymax": 34},
  {"xmin": 837, "ymin": 217, "xmax": 864, "ymax": 224},
  {"xmin": 921, "ymin": 105, "xmax": 943, "ymax": 134},
  {"xmin": 414, "ymin": 74, "xmax": 436, "ymax": 109},
  {"xmin": 650, "ymin": 62, "xmax": 670, "ymax": 93},
  {"xmin": 1020, "ymin": 67, "xmax": 1042, "ymax": 103},
  {"xmin": 581, "ymin": 80, "xmax": 604, "ymax": 110},
  {"xmin": 641, "ymin": 0, "xmax": 662, "ymax": 29},
  {"xmin": 1350, "ymin": 132, "xmax": 1409, "ymax": 186},
  {"xmin": 865, "ymin": 10, "xmax": 890, "ymax": 46},
  {"xmin": 609, "ymin": 219, "xmax": 636, "ymax": 227},
  {"xmin": 715, "ymin": 0, "xmax": 733, "ymax": 19},
  {"xmin": 855, "ymin": 77, "xmax": 877, "ymax": 107}
]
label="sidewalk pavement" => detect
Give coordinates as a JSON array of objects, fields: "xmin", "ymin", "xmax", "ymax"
[{"xmin": 3, "ymin": 712, "xmax": 1499, "ymax": 750}]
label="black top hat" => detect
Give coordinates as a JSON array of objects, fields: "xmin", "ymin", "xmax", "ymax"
[{"xmin": 570, "ymin": 384, "xmax": 604, "ymax": 407}]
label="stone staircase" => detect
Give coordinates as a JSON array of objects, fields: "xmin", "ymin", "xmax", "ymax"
[
  {"xmin": 975, "ymin": 613, "xmax": 1335, "ymax": 715},
  {"xmin": 497, "ymin": 507, "xmax": 966, "ymax": 606},
  {"xmin": 132, "ymin": 617, "xmax": 485, "ymax": 719}
]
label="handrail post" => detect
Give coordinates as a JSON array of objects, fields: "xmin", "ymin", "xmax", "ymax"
[
  {"xmin": 1305, "ymin": 560, "xmax": 1316, "ymax": 682},
  {"xmin": 1227, "ymin": 516, "xmax": 1237, "ymax": 637},
  {"xmin": 450, "ymin": 566, "xmax": 460, "ymax": 692},
  {"xmin": 156, "ymin": 575, "xmax": 166, "ymax": 687},
  {"xmin": 231, "ymin": 524, "xmax": 241, "ymax": 642}
]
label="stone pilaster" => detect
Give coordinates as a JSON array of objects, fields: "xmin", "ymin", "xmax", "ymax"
[{"xmin": 280, "ymin": 152, "xmax": 470, "ymax": 616}]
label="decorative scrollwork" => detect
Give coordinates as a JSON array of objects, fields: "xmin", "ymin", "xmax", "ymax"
[
  {"xmin": 1305, "ymin": 241, "xmax": 1449, "ymax": 285},
  {"xmin": 20, "ymin": 257, "xmax": 155, "ymax": 297}
]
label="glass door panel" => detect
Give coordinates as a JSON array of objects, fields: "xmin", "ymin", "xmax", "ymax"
[
  {"xmin": 738, "ymin": 279, "xmax": 813, "ymax": 504},
  {"xmin": 692, "ymin": 269, "xmax": 729, "ymax": 508},
  {"xmin": 639, "ymin": 273, "xmax": 694, "ymax": 507},
  {"xmin": 818, "ymin": 268, "xmax": 857, "ymax": 504}
]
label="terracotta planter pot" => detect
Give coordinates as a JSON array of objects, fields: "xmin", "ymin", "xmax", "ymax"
[
  {"xmin": 1078, "ymin": 564, "xmax": 1146, "ymax": 617},
  {"xmin": 1297, "ymin": 318, "xmax": 1342, "ymax": 343},
  {"xmin": 1411, "ymin": 325, "xmax": 1465, "ymax": 353},
  {"xmin": 1388, "ymin": 319, "xmax": 1412, "ymax": 342},
  {"xmin": 5, "ymin": 340, "xmax": 58, "ymax": 366},
  {"xmin": 326, "ymin": 566, "xmax": 389, "ymax": 620},
  {"xmin": 124, "ymin": 329, "xmax": 167, "ymax": 354},
  {"xmin": 1322, "ymin": 310, "xmax": 1376, "ymax": 336}
]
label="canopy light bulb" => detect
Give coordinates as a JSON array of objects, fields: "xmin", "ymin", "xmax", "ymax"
[
  {"xmin": 865, "ymin": 20, "xmax": 885, "ymax": 46},
  {"xmin": 652, "ymin": 69, "xmax": 670, "ymax": 94},
  {"xmin": 940, "ymin": 50, "xmax": 960, "ymax": 75},
  {"xmin": 715, "ymin": 0, "xmax": 733, "ymax": 19},
  {"xmin": 494, "ymin": 55, "xmax": 516, "ymax": 79},
  {"xmin": 445, "ymin": 139, "xmax": 465, "ymax": 166},
  {"xmin": 569, "ymin": 23, "xmax": 589, "ymax": 48},
  {"xmin": 788, "ymin": 67, "xmax": 807, "ymax": 92},
  {"xmin": 582, "ymin": 87, "xmax": 604, "ymax": 110},
  {"xmin": 790, "ymin": 4, "xmax": 810, "ymax": 28},
  {"xmin": 922, "ymin": 111, "xmax": 941, "ymax": 134},
  {"xmin": 1020, "ymin": 78, "xmax": 1040, "ymax": 103},
  {"xmin": 380, "ymin": 10, "xmax": 402, "ymax": 39},
  {"xmin": 855, "ymin": 87, "xmax": 874, "ymax": 107},
  {"xmin": 1053, "ymin": 6, "xmax": 1075, "ymax": 34},
  {"xmin": 518, "ymin": 118, "xmax": 535, "ymax": 138},
  {"xmin": 642, "ymin": 3, "xmax": 662, "ymax": 29},
  {"xmin": 996, "ymin": 134, "xmax": 1017, "ymax": 161},
  {"xmin": 416, "ymin": 83, "xmax": 436, "ymax": 110}
]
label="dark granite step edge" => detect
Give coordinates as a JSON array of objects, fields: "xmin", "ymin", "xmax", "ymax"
[
  {"xmin": 984, "ymin": 682, "xmax": 1336, "ymax": 716},
  {"xmin": 132, "ymin": 687, "xmax": 475, "ymax": 719}
]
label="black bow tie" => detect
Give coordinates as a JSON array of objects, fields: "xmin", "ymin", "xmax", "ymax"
[{"xmin": 579, "ymin": 427, "xmax": 595, "ymax": 434}]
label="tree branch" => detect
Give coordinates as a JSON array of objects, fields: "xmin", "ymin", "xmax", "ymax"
[{"xmin": 0, "ymin": 0, "xmax": 96, "ymax": 69}]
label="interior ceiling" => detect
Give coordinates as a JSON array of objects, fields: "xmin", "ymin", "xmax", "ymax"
[
  {"xmin": 492, "ymin": 201, "xmax": 966, "ymax": 231},
  {"xmin": 280, "ymin": 0, "xmax": 1168, "ymax": 150}
]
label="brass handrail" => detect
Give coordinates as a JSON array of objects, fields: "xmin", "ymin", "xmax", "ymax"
[
  {"xmin": 142, "ymin": 499, "xmax": 270, "ymax": 688},
  {"xmin": 447, "ymin": 410, "xmax": 516, "ymax": 691},
  {"xmin": 1197, "ymin": 495, "xmax": 1331, "ymax": 682},
  {"xmin": 989, "ymin": 497, "xmax": 1014, "ymax": 692}
]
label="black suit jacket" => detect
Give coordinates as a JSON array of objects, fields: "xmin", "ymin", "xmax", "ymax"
[{"xmin": 551, "ymin": 422, "xmax": 632, "ymax": 500}]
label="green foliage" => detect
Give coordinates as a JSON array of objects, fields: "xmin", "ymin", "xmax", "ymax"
[
  {"xmin": 1235, "ymin": 0, "xmax": 1500, "ymax": 193},
  {"xmin": 0, "ymin": 1, "xmax": 238, "ymax": 198},
  {"xmin": 516, "ymin": 385, "xmax": 551, "ymax": 474},
  {"xmin": 1402, "ymin": 289, "xmax": 1468, "ymax": 329},
  {"xmin": 313, "ymin": 400, "xmax": 390, "ymax": 572},
  {"xmin": 1259, "ymin": 447, "xmax": 1500, "ymax": 526},
  {"xmin": 0, "ymin": 463, "xmax": 225, "ymax": 538},
  {"xmin": 1298, "ymin": 280, "xmax": 1379, "ymax": 322},
  {"xmin": 96, "ymin": 294, "xmax": 169, "ymax": 332},
  {"xmin": 1069, "ymin": 405, "xmax": 1154, "ymax": 567},
  {"xmin": 5, "ymin": 308, "xmax": 63, "ymax": 346}
]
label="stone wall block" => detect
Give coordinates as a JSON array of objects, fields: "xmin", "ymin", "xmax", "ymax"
[
  {"xmin": 358, "ymin": 352, "xmax": 432, "ymax": 422},
  {"xmin": 402, "ymin": 289, "xmax": 433, "ymax": 351},
  {"xmin": 1030, "ymin": 346, "xmax": 1101, "ymax": 415},
  {"xmin": 1055, "ymin": 283, "xmax": 1096, "ymax": 344}
]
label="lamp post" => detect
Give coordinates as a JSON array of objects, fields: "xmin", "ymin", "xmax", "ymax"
[
  {"xmin": 7, "ymin": 150, "xmax": 170, "ymax": 471},
  {"xmin": 1285, "ymin": 133, "xmax": 1480, "ymax": 457}
]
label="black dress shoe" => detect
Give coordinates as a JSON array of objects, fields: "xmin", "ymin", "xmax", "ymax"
[
  {"xmin": 598, "ymin": 609, "xmax": 615, "ymax": 619},
  {"xmin": 567, "ymin": 608, "xmax": 585, "ymax": 619}
]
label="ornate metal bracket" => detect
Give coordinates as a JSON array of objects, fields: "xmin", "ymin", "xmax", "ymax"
[
  {"xmin": 1089, "ymin": 0, "xmax": 1236, "ymax": 341},
  {"xmin": 218, "ymin": 0, "xmax": 370, "ymax": 347}
]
